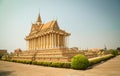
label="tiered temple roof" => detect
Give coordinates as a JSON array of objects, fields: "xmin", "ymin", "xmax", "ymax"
[{"xmin": 25, "ymin": 14, "xmax": 70, "ymax": 40}]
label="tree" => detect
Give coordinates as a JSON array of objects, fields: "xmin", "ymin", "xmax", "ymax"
[
  {"xmin": 117, "ymin": 47, "xmax": 120, "ymax": 51},
  {"xmin": 0, "ymin": 53, "xmax": 4, "ymax": 59}
]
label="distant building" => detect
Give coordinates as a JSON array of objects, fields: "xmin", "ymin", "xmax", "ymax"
[
  {"xmin": 0, "ymin": 50, "xmax": 7, "ymax": 59},
  {"xmin": 0, "ymin": 50, "xmax": 7, "ymax": 54},
  {"xmin": 14, "ymin": 48, "xmax": 22, "ymax": 55}
]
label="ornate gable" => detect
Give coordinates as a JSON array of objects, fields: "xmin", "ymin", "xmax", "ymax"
[
  {"xmin": 52, "ymin": 20, "xmax": 59, "ymax": 30},
  {"xmin": 40, "ymin": 20, "xmax": 59, "ymax": 31}
]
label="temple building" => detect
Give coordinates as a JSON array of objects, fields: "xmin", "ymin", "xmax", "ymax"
[
  {"xmin": 12, "ymin": 13, "xmax": 79, "ymax": 62},
  {"xmin": 25, "ymin": 14, "xmax": 70, "ymax": 50}
]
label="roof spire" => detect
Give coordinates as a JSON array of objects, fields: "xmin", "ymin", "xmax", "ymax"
[{"xmin": 36, "ymin": 12, "xmax": 42, "ymax": 25}]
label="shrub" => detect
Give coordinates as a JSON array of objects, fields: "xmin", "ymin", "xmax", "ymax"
[
  {"xmin": 89, "ymin": 54, "xmax": 114, "ymax": 66},
  {"xmin": 0, "ymin": 53, "xmax": 4, "ymax": 59},
  {"xmin": 50, "ymin": 62, "xmax": 63, "ymax": 67},
  {"xmin": 32, "ymin": 61, "xmax": 70, "ymax": 68},
  {"xmin": 110, "ymin": 50, "xmax": 118, "ymax": 56},
  {"xmin": 5, "ymin": 59, "xmax": 71, "ymax": 68},
  {"xmin": 71, "ymin": 54, "xmax": 89, "ymax": 70},
  {"xmin": 24, "ymin": 61, "xmax": 32, "ymax": 64},
  {"xmin": 62, "ymin": 63, "xmax": 71, "ymax": 68},
  {"xmin": 36, "ymin": 62, "xmax": 43, "ymax": 65},
  {"xmin": 32, "ymin": 61, "xmax": 37, "ymax": 65},
  {"xmin": 118, "ymin": 52, "xmax": 120, "ymax": 55},
  {"xmin": 14, "ymin": 60, "xmax": 32, "ymax": 64},
  {"xmin": 16, "ymin": 60, "xmax": 20, "ymax": 63},
  {"xmin": 89, "ymin": 58, "xmax": 101, "ymax": 66},
  {"xmin": 9, "ymin": 59, "xmax": 16, "ymax": 62},
  {"xmin": 42, "ymin": 62, "xmax": 52, "ymax": 66}
]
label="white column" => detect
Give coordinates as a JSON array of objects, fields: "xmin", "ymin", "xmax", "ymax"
[
  {"xmin": 32, "ymin": 39, "xmax": 34, "ymax": 50},
  {"xmin": 36, "ymin": 38, "xmax": 37, "ymax": 50},
  {"xmin": 52, "ymin": 33, "xmax": 53, "ymax": 48},
  {"xmin": 49, "ymin": 34, "xmax": 50, "ymax": 48},
  {"xmin": 42, "ymin": 36, "xmax": 43, "ymax": 49},
  {"xmin": 51, "ymin": 33, "xmax": 52, "ymax": 48},
  {"xmin": 38, "ymin": 37, "xmax": 40, "ymax": 50},
  {"xmin": 58, "ymin": 34, "xmax": 59, "ymax": 48},
  {"xmin": 37, "ymin": 37, "xmax": 39, "ymax": 50},
  {"xmin": 47, "ymin": 34, "xmax": 48, "ymax": 49},
  {"xmin": 32, "ymin": 39, "xmax": 33, "ymax": 50},
  {"xmin": 54, "ymin": 34, "xmax": 56, "ymax": 48},
  {"xmin": 39, "ymin": 36, "xmax": 40, "ymax": 49},
  {"xmin": 41, "ymin": 36, "xmax": 42, "ymax": 49},
  {"xmin": 34, "ymin": 38, "xmax": 36, "ymax": 50},
  {"xmin": 40, "ymin": 36, "xmax": 42, "ymax": 49},
  {"xmin": 44, "ymin": 35, "xmax": 46, "ymax": 48},
  {"xmin": 50, "ymin": 34, "xmax": 51, "ymax": 48},
  {"xmin": 39, "ymin": 37, "xmax": 41, "ymax": 49},
  {"xmin": 40, "ymin": 37, "xmax": 41, "ymax": 49},
  {"xmin": 36, "ymin": 38, "xmax": 38, "ymax": 50},
  {"xmin": 47, "ymin": 34, "xmax": 49, "ymax": 48},
  {"xmin": 42, "ymin": 36, "xmax": 44, "ymax": 49},
  {"xmin": 35, "ymin": 38, "xmax": 37, "ymax": 50},
  {"xmin": 30, "ymin": 40, "xmax": 31, "ymax": 50},
  {"xmin": 59, "ymin": 35, "xmax": 61, "ymax": 48},
  {"xmin": 46, "ymin": 34, "xmax": 48, "ymax": 49},
  {"xmin": 55, "ymin": 34, "xmax": 57, "ymax": 48},
  {"xmin": 45, "ymin": 35, "xmax": 46, "ymax": 49},
  {"xmin": 37, "ymin": 38, "xmax": 38, "ymax": 50},
  {"xmin": 48, "ymin": 34, "xmax": 49, "ymax": 49},
  {"xmin": 31, "ymin": 39, "xmax": 32, "ymax": 50},
  {"xmin": 43, "ymin": 35, "xmax": 45, "ymax": 49},
  {"xmin": 33, "ymin": 39, "xmax": 34, "ymax": 50},
  {"xmin": 49, "ymin": 33, "xmax": 52, "ymax": 48},
  {"xmin": 45, "ymin": 35, "xmax": 47, "ymax": 49}
]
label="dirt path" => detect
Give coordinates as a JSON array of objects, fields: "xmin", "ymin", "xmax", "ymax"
[{"xmin": 0, "ymin": 56, "xmax": 120, "ymax": 76}]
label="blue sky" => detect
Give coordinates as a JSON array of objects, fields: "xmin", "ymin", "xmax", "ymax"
[{"xmin": 0, "ymin": 0, "xmax": 120, "ymax": 52}]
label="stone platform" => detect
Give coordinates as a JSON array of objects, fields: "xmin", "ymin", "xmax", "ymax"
[{"xmin": 12, "ymin": 48, "xmax": 79, "ymax": 62}]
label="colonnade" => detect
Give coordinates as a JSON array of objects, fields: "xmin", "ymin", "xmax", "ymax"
[{"xmin": 26, "ymin": 33, "xmax": 69, "ymax": 50}]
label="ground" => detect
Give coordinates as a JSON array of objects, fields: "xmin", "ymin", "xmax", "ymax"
[{"xmin": 0, "ymin": 56, "xmax": 120, "ymax": 76}]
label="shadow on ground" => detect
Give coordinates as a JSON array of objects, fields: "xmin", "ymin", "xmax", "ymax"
[{"xmin": 0, "ymin": 71, "xmax": 14, "ymax": 76}]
